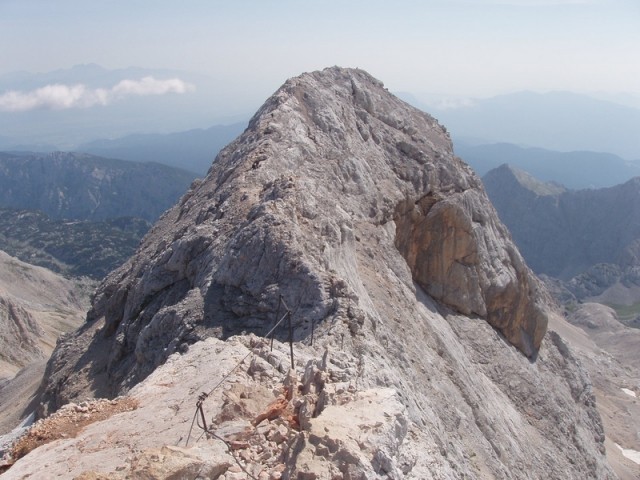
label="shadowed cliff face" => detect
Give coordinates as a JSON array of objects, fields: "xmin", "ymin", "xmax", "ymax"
[
  {"xmin": 483, "ymin": 164, "xmax": 640, "ymax": 281},
  {"xmin": 33, "ymin": 67, "xmax": 615, "ymax": 479}
]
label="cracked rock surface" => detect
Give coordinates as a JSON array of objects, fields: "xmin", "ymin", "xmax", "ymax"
[{"xmin": 25, "ymin": 67, "xmax": 615, "ymax": 479}]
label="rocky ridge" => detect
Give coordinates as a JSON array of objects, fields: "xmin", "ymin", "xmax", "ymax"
[
  {"xmin": 22, "ymin": 67, "xmax": 613, "ymax": 478},
  {"xmin": 3, "ymin": 329, "xmax": 615, "ymax": 479}
]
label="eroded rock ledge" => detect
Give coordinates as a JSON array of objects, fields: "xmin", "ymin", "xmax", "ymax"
[{"xmin": 394, "ymin": 186, "xmax": 548, "ymax": 357}]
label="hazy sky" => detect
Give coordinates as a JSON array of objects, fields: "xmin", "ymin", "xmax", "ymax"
[{"xmin": 1, "ymin": 0, "xmax": 639, "ymax": 106}]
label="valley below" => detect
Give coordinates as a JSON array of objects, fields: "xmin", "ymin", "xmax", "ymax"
[{"xmin": 0, "ymin": 251, "xmax": 94, "ymax": 448}]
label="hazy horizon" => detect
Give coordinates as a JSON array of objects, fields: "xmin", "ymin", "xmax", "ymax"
[
  {"xmin": 1, "ymin": 1, "xmax": 638, "ymax": 113},
  {"xmin": 1, "ymin": 0, "xmax": 639, "ymax": 160}
]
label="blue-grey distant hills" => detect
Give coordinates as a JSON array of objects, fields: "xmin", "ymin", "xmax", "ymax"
[
  {"xmin": 0, "ymin": 64, "xmax": 251, "ymax": 149},
  {"xmin": 0, "ymin": 151, "xmax": 197, "ymax": 222},
  {"xmin": 0, "ymin": 151, "xmax": 197, "ymax": 278},
  {"xmin": 457, "ymin": 142, "xmax": 640, "ymax": 189},
  {"xmin": 420, "ymin": 91, "xmax": 640, "ymax": 161},
  {"xmin": 77, "ymin": 122, "xmax": 246, "ymax": 175},
  {"xmin": 483, "ymin": 164, "xmax": 640, "ymax": 316}
]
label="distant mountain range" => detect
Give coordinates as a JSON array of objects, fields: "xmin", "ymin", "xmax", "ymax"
[
  {"xmin": 457, "ymin": 142, "xmax": 640, "ymax": 189},
  {"xmin": 404, "ymin": 91, "xmax": 640, "ymax": 161},
  {"xmin": 3, "ymin": 65, "xmax": 640, "ymax": 165},
  {"xmin": 483, "ymin": 164, "xmax": 640, "ymax": 279},
  {"xmin": 78, "ymin": 122, "xmax": 245, "ymax": 175},
  {"xmin": 0, "ymin": 151, "xmax": 196, "ymax": 222},
  {"xmin": 483, "ymin": 164, "xmax": 640, "ymax": 318},
  {"xmin": 0, "ymin": 151, "xmax": 197, "ymax": 279},
  {"xmin": 0, "ymin": 64, "xmax": 251, "ymax": 149}
]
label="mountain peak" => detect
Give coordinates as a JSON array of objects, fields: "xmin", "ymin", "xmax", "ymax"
[
  {"xmin": 41, "ymin": 66, "xmax": 549, "ymax": 402},
  {"xmin": 16, "ymin": 67, "xmax": 614, "ymax": 479},
  {"xmin": 487, "ymin": 163, "xmax": 566, "ymax": 196},
  {"xmin": 245, "ymin": 65, "xmax": 448, "ymax": 154}
]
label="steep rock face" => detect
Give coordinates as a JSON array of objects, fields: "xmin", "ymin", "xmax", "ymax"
[
  {"xmin": 36, "ymin": 68, "xmax": 613, "ymax": 479},
  {"xmin": 45, "ymin": 68, "xmax": 545, "ymax": 396},
  {"xmin": 394, "ymin": 187, "xmax": 547, "ymax": 355},
  {"xmin": 0, "ymin": 297, "xmax": 43, "ymax": 372}
]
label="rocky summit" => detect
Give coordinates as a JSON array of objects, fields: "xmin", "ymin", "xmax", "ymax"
[{"xmin": 15, "ymin": 68, "xmax": 614, "ymax": 479}]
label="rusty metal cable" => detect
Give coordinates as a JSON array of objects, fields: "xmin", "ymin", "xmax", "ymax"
[{"xmin": 185, "ymin": 302, "xmax": 293, "ymax": 447}]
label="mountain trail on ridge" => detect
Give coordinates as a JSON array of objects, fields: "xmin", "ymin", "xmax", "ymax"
[{"xmin": 7, "ymin": 67, "xmax": 615, "ymax": 479}]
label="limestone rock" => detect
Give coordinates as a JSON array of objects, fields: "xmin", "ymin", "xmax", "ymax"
[
  {"xmin": 41, "ymin": 67, "xmax": 546, "ymax": 411},
  {"xmin": 394, "ymin": 186, "xmax": 548, "ymax": 357},
  {"xmin": 9, "ymin": 320, "xmax": 615, "ymax": 479},
  {"xmin": 284, "ymin": 387, "xmax": 409, "ymax": 479},
  {"xmin": 29, "ymin": 67, "xmax": 613, "ymax": 479},
  {"xmin": 550, "ymin": 305, "xmax": 640, "ymax": 479}
]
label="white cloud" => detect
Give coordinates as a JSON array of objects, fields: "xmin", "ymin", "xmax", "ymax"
[
  {"xmin": 112, "ymin": 76, "xmax": 194, "ymax": 97},
  {"xmin": 0, "ymin": 77, "xmax": 195, "ymax": 112}
]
